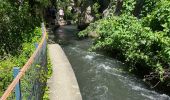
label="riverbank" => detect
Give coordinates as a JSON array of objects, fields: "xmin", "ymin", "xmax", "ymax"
[
  {"xmin": 49, "ymin": 25, "xmax": 170, "ymax": 100},
  {"xmin": 78, "ymin": 14, "xmax": 170, "ymax": 95}
]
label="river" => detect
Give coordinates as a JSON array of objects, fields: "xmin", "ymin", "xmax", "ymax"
[{"xmin": 49, "ymin": 25, "xmax": 170, "ymax": 100}]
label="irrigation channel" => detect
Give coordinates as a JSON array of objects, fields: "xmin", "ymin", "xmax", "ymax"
[{"xmin": 48, "ymin": 25, "xmax": 170, "ymax": 100}]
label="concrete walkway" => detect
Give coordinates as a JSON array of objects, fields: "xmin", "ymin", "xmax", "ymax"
[{"xmin": 47, "ymin": 44, "xmax": 82, "ymax": 100}]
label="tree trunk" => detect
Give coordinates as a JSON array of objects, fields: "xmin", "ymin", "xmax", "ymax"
[
  {"xmin": 114, "ymin": 0, "xmax": 123, "ymax": 16},
  {"xmin": 133, "ymin": 0, "xmax": 144, "ymax": 17}
]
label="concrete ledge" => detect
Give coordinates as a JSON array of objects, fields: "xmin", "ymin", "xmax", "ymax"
[{"xmin": 48, "ymin": 44, "xmax": 82, "ymax": 100}]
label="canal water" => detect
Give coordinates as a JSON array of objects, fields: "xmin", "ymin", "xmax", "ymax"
[{"xmin": 51, "ymin": 25, "xmax": 170, "ymax": 100}]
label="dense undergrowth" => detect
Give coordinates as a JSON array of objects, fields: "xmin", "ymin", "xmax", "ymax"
[
  {"xmin": 0, "ymin": 0, "xmax": 50, "ymax": 96},
  {"xmin": 0, "ymin": 27, "xmax": 42, "ymax": 95},
  {"xmin": 78, "ymin": 0, "xmax": 170, "ymax": 92}
]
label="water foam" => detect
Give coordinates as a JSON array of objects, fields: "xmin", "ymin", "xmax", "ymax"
[
  {"xmin": 126, "ymin": 79, "xmax": 170, "ymax": 100},
  {"xmin": 141, "ymin": 93, "xmax": 155, "ymax": 100},
  {"xmin": 84, "ymin": 55, "xmax": 94, "ymax": 60},
  {"xmin": 98, "ymin": 64, "xmax": 111, "ymax": 70}
]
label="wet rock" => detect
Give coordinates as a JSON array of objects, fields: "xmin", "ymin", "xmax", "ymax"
[{"xmin": 88, "ymin": 31, "xmax": 99, "ymax": 38}]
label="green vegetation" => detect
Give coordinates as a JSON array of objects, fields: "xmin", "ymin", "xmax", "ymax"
[
  {"xmin": 78, "ymin": 0, "xmax": 170, "ymax": 89},
  {"xmin": 0, "ymin": 0, "xmax": 50, "ymax": 96},
  {"xmin": 0, "ymin": 0, "xmax": 47, "ymax": 56},
  {"xmin": 43, "ymin": 49, "xmax": 52, "ymax": 100},
  {"xmin": 0, "ymin": 27, "xmax": 42, "ymax": 95}
]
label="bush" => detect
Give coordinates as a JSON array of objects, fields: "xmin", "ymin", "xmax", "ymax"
[
  {"xmin": 142, "ymin": 0, "xmax": 170, "ymax": 33},
  {"xmin": 79, "ymin": 14, "xmax": 170, "ymax": 87},
  {"xmin": 0, "ymin": 0, "xmax": 49, "ymax": 97},
  {"xmin": 0, "ymin": 1, "xmax": 45, "ymax": 57},
  {"xmin": 140, "ymin": 0, "xmax": 160, "ymax": 17},
  {"xmin": 0, "ymin": 27, "xmax": 42, "ymax": 96}
]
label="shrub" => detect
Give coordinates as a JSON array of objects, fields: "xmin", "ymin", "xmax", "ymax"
[
  {"xmin": 0, "ymin": 27, "xmax": 42, "ymax": 96},
  {"xmin": 0, "ymin": 1, "xmax": 44, "ymax": 57},
  {"xmin": 142, "ymin": 0, "xmax": 170, "ymax": 33},
  {"xmin": 79, "ymin": 14, "xmax": 170, "ymax": 87}
]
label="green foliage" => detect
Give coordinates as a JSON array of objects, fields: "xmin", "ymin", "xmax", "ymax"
[
  {"xmin": 92, "ymin": 2, "xmax": 101, "ymax": 20},
  {"xmin": 0, "ymin": 27, "xmax": 41, "ymax": 96},
  {"xmin": 64, "ymin": 7, "xmax": 74, "ymax": 20},
  {"xmin": 43, "ymin": 49, "xmax": 52, "ymax": 100},
  {"xmin": 57, "ymin": 0, "xmax": 71, "ymax": 8},
  {"xmin": 38, "ymin": 0, "xmax": 50, "ymax": 7},
  {"xmin": 122, "ymin": 0, "xmax": 136, "ymax": 15},
  {"xmin": 47, "ymin": 49, "xmax": 52, "ymax": 77},
  {"xmin": 43, "ymin": 86, "xmax": 50, "ymax": 100},
  {"xmin": 78, "ymin": 21, "xmax": 100, "ymax": 37},
  {"xmin": 0, "ymin": 0, "xmax": 50, "ymax": 97},
  {"xmin": 78, "ymin": 0, "xmax": 170, "ymax": 87},
  {"xmin": 0, "ymin": 0, "xmax": 49, "ymax": 57},
  {"xmin": 140, "ymin": 0, "xmax": 160, "ymax": 17},
  {"xmin": 143, "ymin": 0, "xmax": 170, "ymax": 33}
]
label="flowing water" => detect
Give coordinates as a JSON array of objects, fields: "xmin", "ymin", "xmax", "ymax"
[{"xmin": 50, "ymin": 25, "xmax": 170, "ymax": 100}]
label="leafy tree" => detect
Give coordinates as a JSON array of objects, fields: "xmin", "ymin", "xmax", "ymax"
[{"xmin": 0, "ymin": 0, "xmax": 49, "ymax": 57}]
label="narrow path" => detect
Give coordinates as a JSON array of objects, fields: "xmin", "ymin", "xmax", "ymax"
[{"xmin": 47, "ymin": 44, "xmax": 82, "ymax": 100}]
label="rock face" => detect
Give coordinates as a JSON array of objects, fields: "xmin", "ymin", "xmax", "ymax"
[
  {"xmin": 84, "ymin": 6, "xmax": 94, "ymax": 23},
  {"xmin": 102, "ymin": 8, "xmax": 110, "ymax": 17},
  {"xmin": 77, "ymin": 0, "xmax": 111, "ymax": 30},
  {"xmin": 54, "ymin": 0, "xmax": 112, "ymax": 30},
  {"xmin": 77, "ymin": 6, "xmax": 94, "ymax": 30}
]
